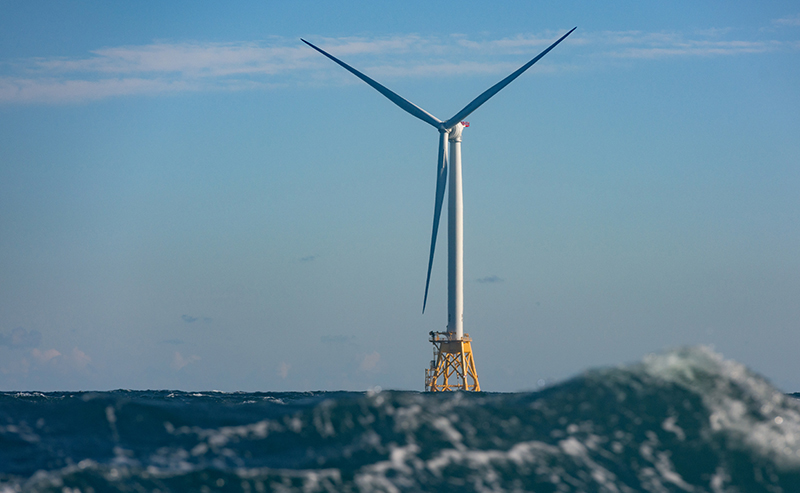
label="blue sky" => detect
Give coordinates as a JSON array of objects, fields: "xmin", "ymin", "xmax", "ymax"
[{"xmin": 1, "ymin": 1, "xmax": 799, "ymax": 391}]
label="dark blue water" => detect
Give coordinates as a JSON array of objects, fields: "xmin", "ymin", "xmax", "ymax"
[{"xmin": 2, "ymin": 346, "xmax": 800, "ymax": 492}]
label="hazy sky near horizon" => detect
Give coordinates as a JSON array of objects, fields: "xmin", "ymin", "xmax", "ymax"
[{"xmin": 1, "ymin": 1, "xmax": 799, "ymax": 392}]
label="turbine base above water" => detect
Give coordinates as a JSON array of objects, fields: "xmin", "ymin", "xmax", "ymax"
[{"xmin": 425, "ymin": 331, "xmax": 480, "ymax": 391}]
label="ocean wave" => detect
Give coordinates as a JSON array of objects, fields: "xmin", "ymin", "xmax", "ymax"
[{"xmin": 2, "ymin": 346, "xmax": 800, "ymax": 492}]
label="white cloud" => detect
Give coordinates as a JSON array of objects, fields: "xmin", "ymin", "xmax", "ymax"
[
  {"xmin": 359, "ymin": 351, "xmax": 381, "ymax": 372},
  {"xmin": 607, "ymin": 40, "xmax": 781, "ymax": 59},
  {"xmin": 172, "ymin": 351, "xmax": 201, "ymax": 370},
  {"xmin": 0, "ymin": 28, "xmax": 794, "ymax": 104},
  {"xmin": 368, "ymin": 61, "xmax": 521, "ymax": 79},
  {"xmin": 576, "ymin": 29, "xmax": 785, "ymax": 59},
  {"xmin": 72, "ymin": 348, "xmax": 91, "ymax": 369},
  {"xmin": 693, "ymin": 27, "xmax": 734, "ymax": 37},
  {"xmin": 455, "ymin": 31, "xmax": 572, "ymax": 53},
  {"xmin": 773, "ymin": 14, "xmax": 800, "ymax": 27},
  {"xmin": 0, "ymin": 327, "xmax": 42, "ymax": 348},
  {"xmin": 308, "ymin": 35, "xmax": 429, "ymax": 56},
  {"xmin": 278, "ymin": 361, "xmax": 290, "ymax": 379},
  {"xmin": 0, "ymin": 77, "xmax": 198, "ymax": 104},
  {"xmin": 0, "ymin": 346, "xmax": 94, "ymax": 387},
  {"xmin": 29, "ymin": 347, "xmax": 91, "ymax": 369},
  {"xmin": 31, "ymin": 348, "xmax": 61, "ymax": 364},
  {"xmin": 33, "ymin": 42, "xmax": 314, "ymax": 77}
]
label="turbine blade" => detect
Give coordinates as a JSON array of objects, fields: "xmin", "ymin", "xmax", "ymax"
[
  {"xmin": 302, "ymin": 39, "xmax": 442, "ymax": 128},
  {"xmin": 423, "ymin": 130, "xmax": 449, "ymax": 313},
  {"xmin": 443, "ymin": 27, "xmax": 576, "ymax": 129}
]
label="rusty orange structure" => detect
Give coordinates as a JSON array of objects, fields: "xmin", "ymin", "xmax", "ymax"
[{"xmin": 425, "ymin": 332, "xmax": 480, "ymax": 391}]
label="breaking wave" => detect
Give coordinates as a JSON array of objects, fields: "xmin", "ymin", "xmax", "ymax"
[{"xmin": 2, "ymin": 346, "xmax": 800, "ymax": 492}]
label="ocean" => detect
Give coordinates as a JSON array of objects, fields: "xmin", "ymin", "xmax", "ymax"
[{"xmin": 2, "ymin": 346, "xmax": 800, "ymax": 492}]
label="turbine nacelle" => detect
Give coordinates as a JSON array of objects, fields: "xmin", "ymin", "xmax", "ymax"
[
  {"xmin": 437, "ymin": 121, "xmax": 468, "ymax": 134},
  {"xmin": 449, "ymin": 122, "xmax": 465, "ymax": 142}
]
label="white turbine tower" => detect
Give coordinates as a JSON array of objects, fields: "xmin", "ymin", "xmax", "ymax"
[{"xmin": 303, "ymin": 28, "xmax": 575, "ymax": 391}]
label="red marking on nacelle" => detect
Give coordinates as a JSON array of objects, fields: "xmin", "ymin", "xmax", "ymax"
[{"xmin": 461, "ymin": 121, "xmax": 470, "ymax": 127}]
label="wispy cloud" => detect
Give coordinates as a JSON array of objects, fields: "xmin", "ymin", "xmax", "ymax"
[
  {"xmin": 773, "ymin": 14, "xmax": 800, "ymax": 27},
  {"xmin": 321, "ymin": 334, "xmax": 355, "ymax": 344},
  {"xmin": 0, "ymin": 40, "xmax": 309, "ymax": 104},
  {"xmin": 359, "ymin": 351, "xmax": 381, "ymax": 372},
  {"xmin": 172, "ymin": 351, "xmax": 200, "ymax": 370},
  {"xmin": 1, "ymin": 346, "xmax": 94, "ymax": 381},
  {"xmin": 477, "ymin": 275, "xmax": 504, "ymax": 284},
  {"xmin": 30, "ymin": 346, "xmax": 91, "ymax": 369},
  {"xmin": 1, "ymin": 26, "xmax": 795, "ymax": 104},
  {"xmin": 0, "ymin": 327, "xmax": 42, "ymax": 348},
  {"xmin": 455, "ymin": 32, "xmax": 565, "ymax": 52},
  {"xmin": 31, "ymin": 348, "xmax": 60, "ymax": 364},
  {"xmin": 277, "ymin": 361, "xmax": 290, "ymax": 379},
  {"xmin": 600, "ymin": 33, "xmax": 781, "ymax": 59},
  {"xmin": 34, "ymin": 42, "xmax": 311, "ymax": 77},
  {"xmin": 71, "ymin": 347, "xmax": 91, "ymax": 369},
  {"xmin": 161, "ymin": 338, "xmax": 185, "ymax": 345},
  {"xmin": 0, "ymin": 77, "xmax": 197, "ymax": 104}
]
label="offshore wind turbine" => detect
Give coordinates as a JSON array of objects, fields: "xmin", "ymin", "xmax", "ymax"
[{"xmin": 302, "ymin": 28, "xmax": 575, "ymax": 391}]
